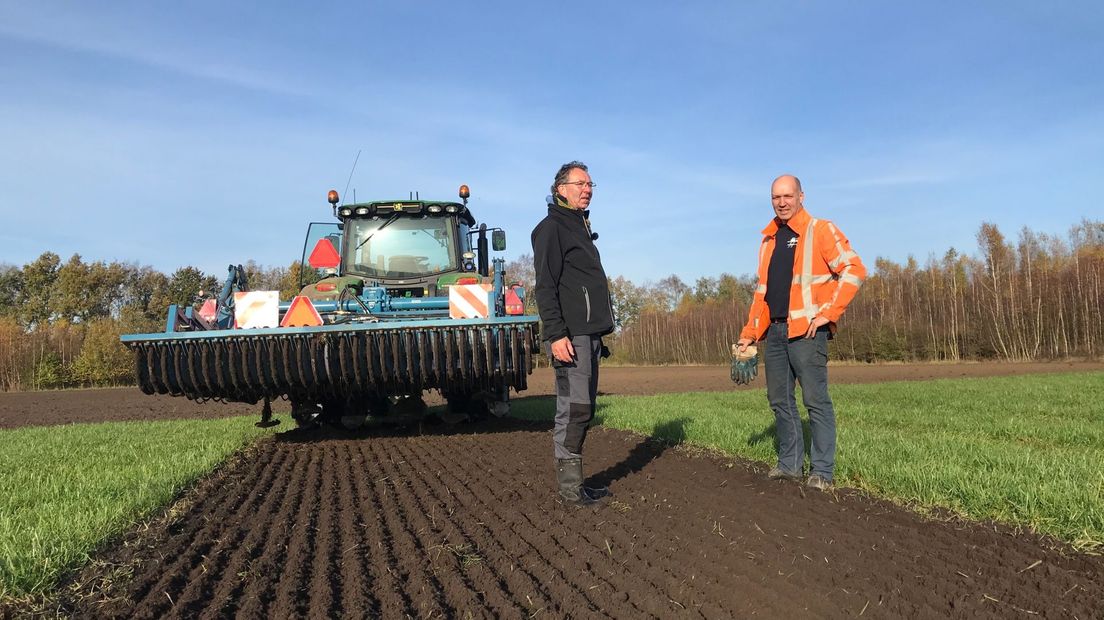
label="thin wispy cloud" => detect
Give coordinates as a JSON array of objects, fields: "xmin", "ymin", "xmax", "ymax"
[
  {"xmin": 0, "ymin": 13, "xmax": 308, "ymax": 96},
  {"xmin": 1, "ymin": 2, "xmax": 1100, "ymax": 282}
]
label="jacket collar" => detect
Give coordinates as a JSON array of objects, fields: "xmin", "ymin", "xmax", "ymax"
[
  {"xmin": 761, "ymin": 207, "xmax": 812, "ymax": 238},
  {"xmin": 548, "ymin": 199, "xmax": 589, "ymax": 220}
]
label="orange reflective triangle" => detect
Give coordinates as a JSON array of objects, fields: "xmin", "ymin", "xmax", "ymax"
[
  {"xmin": 308, "ymin": 238, "xmax": 341, "ymax": 269},
  {"xmin": 280, "ymin": 295, "xmax": 324, "ymax": 327}
]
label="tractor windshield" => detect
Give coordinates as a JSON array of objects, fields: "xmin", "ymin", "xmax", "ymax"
[{"xmin": 346, "ymin": 215, "xmax": 459, "ymax": 278}]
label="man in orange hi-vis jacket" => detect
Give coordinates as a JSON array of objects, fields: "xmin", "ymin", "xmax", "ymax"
[{"xmin": 735, "ymin": 174, "xmax": 866, "ymax": 491}]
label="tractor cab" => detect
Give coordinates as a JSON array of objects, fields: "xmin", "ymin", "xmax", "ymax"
[{"xmin": 298, "ymin": 186, "xmax": 506, "ymax": 302}]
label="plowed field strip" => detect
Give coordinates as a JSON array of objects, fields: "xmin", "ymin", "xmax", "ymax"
[
  {"xmin": 233, "ymin": 443, "xmax": 313, "ymax": 618},
  {"xmin": 364, "ymin": 439, "xmax": 453, "ymax": 617},
  {"xmin": 305, "ymin": 444, "xmax": 342, "ymax": 618},
  {"xmin": 332, "ymin": 442, "xmax": 381, "ymax": 618},
  {"xmin": 580, "ymin": 477, "xmax": 839, "ymax": 614},
  {"xmin": 592, "ymin": 449, "xmax": 907, "ymax": 616},
  {"xmin": 452, "ymin": 431, "xmax": 698, "ymax": 618},
  {"xmin": 35, "ymin": 421, "xmax": 1104, "ymax": 619},
  {"xmin": 385, "ymin": 439, "xmax": 548, "ymax": 618},
  {"xmin": 349, "ymin": 442, "xmax": 416, "ymax": 617},
  {"xmin": 368, "ymin": 440, "xmax": 488, "ymax": 615},
  {"xmin": 180, "ymin": 443, "xmax": 301, "ymax": 619},
  {"xmin": 401, "ymin": 434, "xmax": 617, "ymax": 617},
  {"xmin": 408, "ymin": 433, "xmax": 651, "ymax": 618},
  {"xmin": 270, "ymin": 443, "xmax": 323, "ymax": 617}
]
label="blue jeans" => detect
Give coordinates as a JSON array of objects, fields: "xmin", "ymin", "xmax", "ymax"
[{"xmin": 764, "ymin": 322, "xmax": 836, "ymax": 480}]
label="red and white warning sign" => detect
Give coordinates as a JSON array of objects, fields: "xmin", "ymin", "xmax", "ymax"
[
  {"xmin": 448, "ymin": 283, "xmax": 493, "ymax": 319},
  {"xmin": 197, "ymin": 298, "xmax": 217, "ymax": 323},
  {"xmin": 280, "ymin": 296, "xmax": 323, "ymax": 327},
  {"xmin": 233, "ymin": 291, "xmax": 280, "ymax": 328}
]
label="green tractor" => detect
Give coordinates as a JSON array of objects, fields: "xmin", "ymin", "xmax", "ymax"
[{"xmin": 122, "ymin": 185, "xmax": 538, "ymax": 428}]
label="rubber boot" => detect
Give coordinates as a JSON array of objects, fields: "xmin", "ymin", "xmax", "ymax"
[{"xmin": 556, "ymin": 458, "xmax": 607, "ymax": 506}]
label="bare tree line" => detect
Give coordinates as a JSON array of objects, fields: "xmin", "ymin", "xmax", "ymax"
[
  {"xmin": 0, "ymin": 256, "xmax": 308, "ymax": 391},
  {"xmin": 509, "ymin": 219, "xmax": 1103, "ymax": 365},
  {"xmin": 1, "ymin": 219, "xmax": 1099, "ymax": 391}
]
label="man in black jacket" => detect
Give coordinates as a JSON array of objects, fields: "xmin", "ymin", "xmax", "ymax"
[{"xmin": 531, "ymin": 160, "xmax": 615, "ymax": 507}]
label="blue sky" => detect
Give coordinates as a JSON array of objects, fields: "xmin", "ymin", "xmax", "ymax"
[{"xmin": 2, "ymin": 1, "xmax": 1101, "ymax": 285}]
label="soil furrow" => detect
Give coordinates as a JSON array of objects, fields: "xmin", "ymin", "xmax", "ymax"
[
  {"xmin": 268, "ymin": 440, "xmax": 324, "ymax": 618},
  {"xmin": 232, "ymin": 442, "xmax": 313, "ymax": 618},
  {"xmin": 332, "ymin": 440, "xmax": 382, "ymax": 618},
  {"xmin": 364, "ymin": 438, "xmax": 453, "ymax": 617},
  {"xmin": 123, "ymin": 439, "xmax": 290, "ymax": 619},
  {"xmin": 386, "ymin": 437, "xmax": 542, "ymax": 618},
  {"xmin": 305, "ymin": 443, "xmax": 344, "ymax": 618},
  {"xmin": 349, "ymin": 441, "xmax": 418, "ymax": 617},
  {"xmin": 375, "ymin": 441, "xmax": 495, "ymax": 615},
  {"xmin": 169, "ymin": 443, "xmax": 304, "ymax": 618},
  {"xmin": 407, "ymin": 430, "xmax": 646, "ymax": 618},
  {"xmin": 434, "ymin": 432, "xmax": 674, "ymax": 617},
  {"xmin": 401, "ymin": 431, "xmax": 592, "ymax": 608},
  {"xmin": 377, "ymin": 436, "xmax": 529, "ymax": 616}
]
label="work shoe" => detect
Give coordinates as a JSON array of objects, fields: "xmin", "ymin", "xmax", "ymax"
[
  {"xmin": 556, "ymin": 458, "xmax": 607, "ymax": 507},
  {"xmin": 806, "ymin": 474, "xmax": 833, "ymax": 491},
  {"xmin": 767, "ymin": 466, "xmax": 802, "ymax": 481}
]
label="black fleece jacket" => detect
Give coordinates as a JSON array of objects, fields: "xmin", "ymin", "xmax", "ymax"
[{"xmin": 531, "ymin": 202, "xmax": 616, "ymax": 342}]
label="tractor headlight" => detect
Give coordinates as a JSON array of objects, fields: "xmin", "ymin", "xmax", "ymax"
[
  {"xmin": 427, "ymin": 204, "xmax": 443, "ymax": 214},
  {"xmin": 445, "ymin": 205, "xmax": 459, "ymax": 213},
  {"xmin": 355, "ymin": 207, "xmax": 370, "ymax": 215},
  {"xmin": 338, "ymin": 207, "xmax": 353, "ymax": 217}
]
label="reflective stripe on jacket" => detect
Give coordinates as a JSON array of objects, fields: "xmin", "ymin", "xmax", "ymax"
[{"xmin": 740, "ymin": 208, "xmax": 866, "ymax": 341}]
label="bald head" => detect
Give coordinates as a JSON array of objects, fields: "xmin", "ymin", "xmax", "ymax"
[
  {"xmin": 770, "ymin": 174, "xmax": 805, "ymax": 223},
  {"xmin": 772, "ymin": 174, "xmax": 802, "ymax": 193}
]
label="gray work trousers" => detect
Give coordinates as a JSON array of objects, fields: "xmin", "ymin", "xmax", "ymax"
[
  {"xmin": 548, "ymin": 335, "xmax": 602, "ymax": 460},
  {"xmin": 764, "ymin": 322, "xmax": 837, "ymax": 480}
]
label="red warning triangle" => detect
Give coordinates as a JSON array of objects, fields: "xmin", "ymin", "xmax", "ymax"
[
  {"xmin": 197, "ymin": 298, "xmax": 217, "ymax": 322},
  {"xmin": 280, "ymin": 295, "xmax": 324, "ymax": 327},
  {"xmin": 308, "ymin": 238, "xmax": 341, "ymax": 269}
]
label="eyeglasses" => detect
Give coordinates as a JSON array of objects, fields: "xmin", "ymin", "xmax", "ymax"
[{"xmin": 560, "ymin": 181, "xmax": 597, "ymax": 189}]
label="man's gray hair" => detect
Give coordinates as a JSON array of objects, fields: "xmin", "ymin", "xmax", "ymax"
[{"xmin": 551, "ymin": 160, "xmax": 588, "ymax": 197}]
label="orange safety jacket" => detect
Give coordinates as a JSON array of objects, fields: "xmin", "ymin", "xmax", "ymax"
[{"xmin": 740, "ymin": 207, "xmax": 866, "ymax": 341}]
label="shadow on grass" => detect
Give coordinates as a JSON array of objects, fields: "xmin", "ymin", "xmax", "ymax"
[{"xmin": 748, "ymin": 418, "xmax": 814, "ymax": 456}]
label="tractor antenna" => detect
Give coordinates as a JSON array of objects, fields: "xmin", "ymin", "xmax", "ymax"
[{"xmin": 342, "ymin": 149, "xmax": 361, "ymax": 203}]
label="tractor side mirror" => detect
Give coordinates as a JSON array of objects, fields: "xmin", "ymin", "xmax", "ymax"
[{"xmin": 492, "ymin": 230, "xmax": 506, "ymax": 251}]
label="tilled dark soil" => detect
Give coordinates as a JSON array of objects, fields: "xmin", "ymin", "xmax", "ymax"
[{"xmin": 42, "ymin": 420, "xmax": 1104, "ymax": 619}]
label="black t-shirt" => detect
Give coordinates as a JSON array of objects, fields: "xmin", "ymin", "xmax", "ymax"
[{"xmin": 765, "ymin": 223, "xmax": 797, "ymax": 320}]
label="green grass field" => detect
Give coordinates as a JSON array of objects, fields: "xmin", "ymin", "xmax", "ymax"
[
  {"xmin": 0, "ymin": 417, "xmax": 283, "ymax": 600},
  {"xmin": 1, "ymin": 371, "xmax": 1100, "ymax": 600}
]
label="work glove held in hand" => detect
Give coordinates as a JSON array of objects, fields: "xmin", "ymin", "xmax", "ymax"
[{"xmin": 730, "ymin": 344, "xmax": 758, "ymax": 385}]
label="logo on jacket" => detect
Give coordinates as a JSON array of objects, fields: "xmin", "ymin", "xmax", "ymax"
[{"xmin": 787, "ymin": 237, "xmax": 798, "ymax": 248}]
